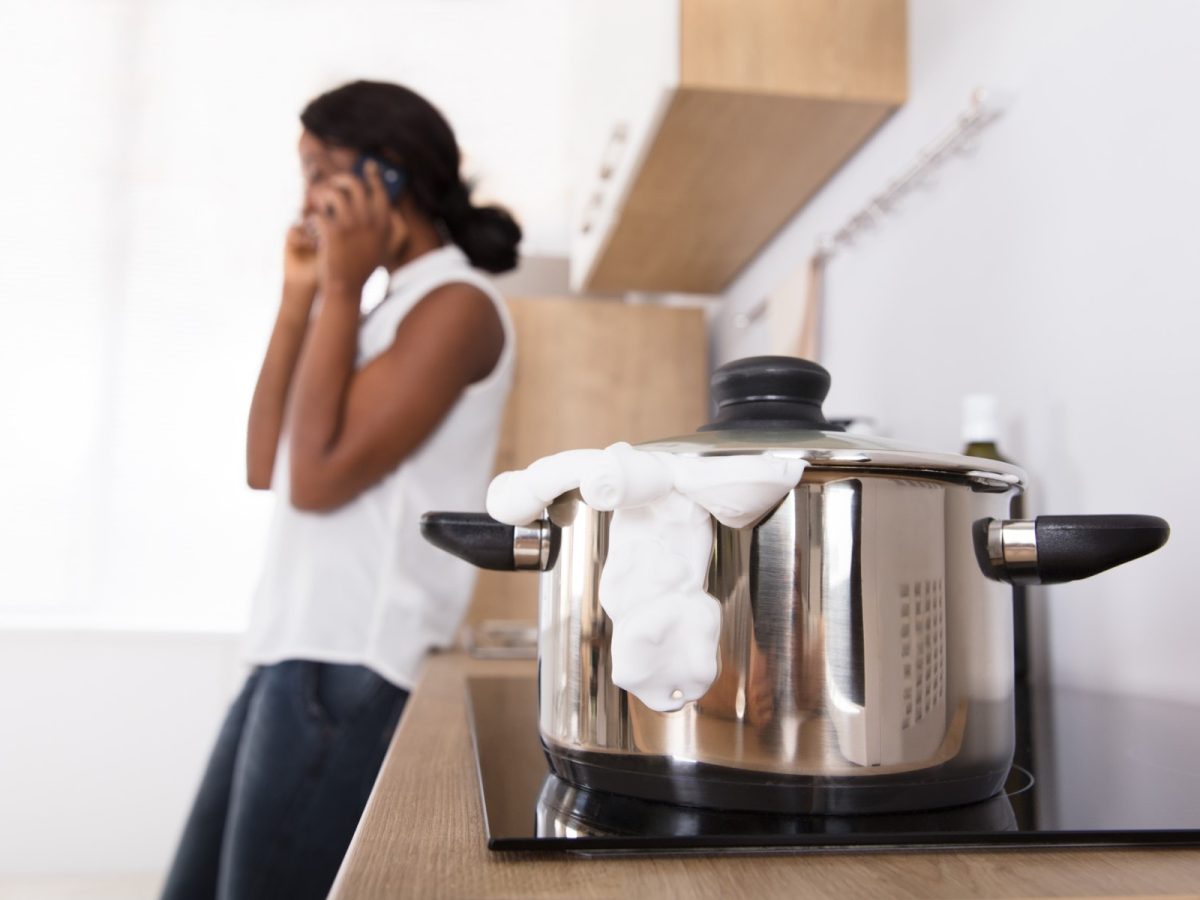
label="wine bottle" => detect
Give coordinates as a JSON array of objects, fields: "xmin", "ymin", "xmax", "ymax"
[{"xmin": 961, "ymin": 394, "xmax": 1030, "ymax": 682}]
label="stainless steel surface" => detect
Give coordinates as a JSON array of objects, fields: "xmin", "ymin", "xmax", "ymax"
[
  {"xmin": 987, "ymin": 519, "xmax": 1041, "ymax": 585},
  {"xmin": 533, "ymin": 769, "xmax": 1022, "ymax": 840},
  {"xmin": 513, "ymin": 522, "xmax": 553, "ymax": 571},
  {"xmin": 537, "ymin": 468, "xmax": 1020, "ymax": 809},
  {"xmin": 636, "ymin": 429, "xmax": 1026, "ymax": 487}
]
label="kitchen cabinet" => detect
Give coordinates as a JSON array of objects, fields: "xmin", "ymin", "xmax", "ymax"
[
  {"xmin": 568, "ymin": 0, "xmax": 908, "ymax": 295},
  {"xmin": 465, "ymin": 296, "xmax": 708, "ymax": 626}
]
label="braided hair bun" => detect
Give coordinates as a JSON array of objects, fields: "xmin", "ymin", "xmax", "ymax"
[{"xmin": 440, "ymin": 183, "xmax": 521, "ymax": 274}]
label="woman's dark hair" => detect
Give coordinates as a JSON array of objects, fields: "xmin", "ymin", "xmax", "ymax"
[{"xmin": 300, "ymin": 80, "xmax": 521, "ymax": 274}]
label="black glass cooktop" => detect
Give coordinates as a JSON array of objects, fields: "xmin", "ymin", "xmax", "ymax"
[{"xmin": 466, "ymin": 676, "xmax": 1200, "ymax": 854}]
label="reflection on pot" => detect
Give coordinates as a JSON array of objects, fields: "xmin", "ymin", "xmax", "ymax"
[
  {"xmin": 539, "ymin": 476, "xmax": 1022, "ymax": 814},
  {"xmin": 535, "ymin": 770, "xmax": 1023, "ymax": 839}
]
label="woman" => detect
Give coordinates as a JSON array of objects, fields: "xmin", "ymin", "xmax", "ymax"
[{"xmin": 162, "ymin": 80, "xmax": 520, "ymax": 899}]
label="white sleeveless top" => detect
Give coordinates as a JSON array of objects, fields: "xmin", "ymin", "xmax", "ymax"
[{"xmin": 244, "ymin": 245, "xmax": 515, "ymax": 689}]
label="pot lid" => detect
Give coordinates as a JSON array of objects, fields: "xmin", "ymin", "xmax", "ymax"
[{"xmin": 636, "ymin": 356, "xmax": 1026, "ymax": 491}]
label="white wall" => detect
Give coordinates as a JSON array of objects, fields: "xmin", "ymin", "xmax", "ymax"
[
  {"xmin": 0, "ymin": 630, "xmax": 244, "ymax": 878},
  {"xmin": 714, "ymin": 0, "xmax": 1200, "ymax": 704},
  {"xmin": 0, "ymin": 0, "xmax": 573, "ymax": 634}
]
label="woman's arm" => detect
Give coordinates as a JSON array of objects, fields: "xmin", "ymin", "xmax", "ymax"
[
  {"xmin": 246, "ymin": 225, "xmax": 320, "ymax": 489},
  {"xmin": 285, "ymin": 164, "xmax": 503, "ymax": 511},
  {"xmin": 287, "ymin": 280, "xmax": 503, "ymax": 511}
]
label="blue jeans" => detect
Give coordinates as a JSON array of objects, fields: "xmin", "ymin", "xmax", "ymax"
[{"xmin": 161, "ymin": 660, "xmax": 409, "ymax": 900}]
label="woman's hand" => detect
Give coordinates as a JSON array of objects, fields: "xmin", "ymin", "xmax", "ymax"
[
  {"xmin": 282, "ymin": 221, "xmax": 320, "ymax": 317},
  {"xmin": 310, "ymin": 163, "xmax": 393, "ymax": 299},
  {"xmin": 284, "ymin": 220, "xmax": 319, "ymax": 288}
]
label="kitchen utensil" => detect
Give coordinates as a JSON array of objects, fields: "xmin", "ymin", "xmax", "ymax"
[{"xmin": 423, "ymin": 357, "xmax": 1169, "ymax": 814}]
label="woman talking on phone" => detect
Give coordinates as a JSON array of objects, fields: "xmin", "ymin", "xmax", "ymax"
[{"xmin": 161, "ymin": 80, "xmax": 520, "ymax": 899}]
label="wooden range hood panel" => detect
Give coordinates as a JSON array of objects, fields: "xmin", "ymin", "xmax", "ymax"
[
  {"xmin": 680, "ymin": 0, "xmax": 908, "ymax": 102},
  {"xmin": 578, "ymin": 0, "xmax": 907, "ymax": 295},
  {"xmin": 584, "ymin": 89, "xmax": 897, "ymax": 295}
]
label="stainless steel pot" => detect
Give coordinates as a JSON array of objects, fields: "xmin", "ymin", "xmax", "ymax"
[{"xmin": 423, "ymin": 357, "xmax": 1169, "ymax": 814}]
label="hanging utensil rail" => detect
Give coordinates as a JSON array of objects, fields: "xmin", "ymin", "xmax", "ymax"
[{"xmin": 735, "ymin": 87, "xmax": 1007, "ymax": 329}]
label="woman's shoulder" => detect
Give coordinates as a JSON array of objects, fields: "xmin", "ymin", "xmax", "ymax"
[{"xmin": 402, "ymin": 281, "xmax": 506, "ymax": 384}]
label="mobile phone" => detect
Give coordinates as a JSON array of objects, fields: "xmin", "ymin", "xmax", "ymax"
[{"xmin": 353, "ymin": 154, "xmax": 407, "ymax": 203}]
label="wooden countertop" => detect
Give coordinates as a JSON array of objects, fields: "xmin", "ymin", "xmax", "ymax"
[{"xmin": 331, "ymin": 652, "xmax": 1200, "ymax": 899}]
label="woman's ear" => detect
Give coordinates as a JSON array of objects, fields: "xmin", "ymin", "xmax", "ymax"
[{"xmin": 385, "ymin": 208, "xmax": 409, "ymax": 262}]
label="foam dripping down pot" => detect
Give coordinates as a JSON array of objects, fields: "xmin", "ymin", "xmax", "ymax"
[{"xmin": 421, "ymin": 357, "xmax": 1169, "ymax": 814}]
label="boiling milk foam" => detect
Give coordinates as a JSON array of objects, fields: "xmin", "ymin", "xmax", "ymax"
[{"xmin": 486, "ymin": 443, "xmax": 806, "ymax": 711}]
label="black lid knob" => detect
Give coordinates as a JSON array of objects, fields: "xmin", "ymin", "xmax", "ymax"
[{"xmin": 700, "ymin": 356, "xmax": 842, "ymax": 432}]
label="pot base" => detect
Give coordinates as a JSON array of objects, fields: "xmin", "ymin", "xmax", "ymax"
[{"xmin": 543, "ymin": 741, "xmax": 1011, "ymax": 816}]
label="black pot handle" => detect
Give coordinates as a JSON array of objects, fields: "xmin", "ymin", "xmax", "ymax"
[
  {"xmin": 974, "ymin": 514, "xmax": 1170, "ymax": 585},
  {"xmin": 420, "ymin": 511, "xmax": 559, "ymax": 572}
]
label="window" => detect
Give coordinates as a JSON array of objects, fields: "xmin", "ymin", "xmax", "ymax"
[{"xmin": 0, "ymin": 0, "xmax": 569, "ymax": 630}]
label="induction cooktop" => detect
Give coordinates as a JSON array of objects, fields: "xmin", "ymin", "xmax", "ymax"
[{"xmin": 466, "ymin": 676, "xmax": 1200, "ymax": 854}]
